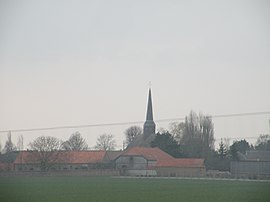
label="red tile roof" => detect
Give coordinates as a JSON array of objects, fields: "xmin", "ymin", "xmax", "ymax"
[
  {"xmin": 14, "ymin": 151, "xmax": 38, "ymax": 164},
  {"xmin": 14, "ymin": 148, "xmax": 205, "ymax": 169},
  {"xmin": 122, "ymin": 147, "xmax": 205, "ymax": 168},
  {"xmin": 65, "ymin": 151, "xmax": 106, "ymax": 164},
  {"xmin": 122, "ymin": 147, "xmax": 175, "ymax": 161},
  {"xmin": 14, "ymin": 151, "xmax": 106, "ymax": 164}
]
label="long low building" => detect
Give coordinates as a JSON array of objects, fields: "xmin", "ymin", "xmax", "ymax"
[
  {"xmin": 13, "ymin": 150, "xmax": 108, "ymax": 171},
  {"xmin": 1, "ymin": 148, "xmax": 205, "ymax": 177}
]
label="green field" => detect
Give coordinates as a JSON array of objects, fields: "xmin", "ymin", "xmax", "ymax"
[{"xmin": 0, "ymin": 176, "xmax": 269, "ymax": 202}]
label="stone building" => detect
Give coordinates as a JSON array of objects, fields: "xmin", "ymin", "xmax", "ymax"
[{"xmin": 115, "ymin": 147, "xmax": 205, "ymax": 177}]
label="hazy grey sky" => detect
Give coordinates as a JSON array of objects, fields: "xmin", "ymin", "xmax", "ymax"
[{"xmin": 1, "ymin": 0, "xmax": 270, "ymax": 149}]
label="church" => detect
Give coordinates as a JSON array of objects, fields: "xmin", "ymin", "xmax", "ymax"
[{"xmin": 127, "ymin": 88, "xmax": 156, "ymax": 148}]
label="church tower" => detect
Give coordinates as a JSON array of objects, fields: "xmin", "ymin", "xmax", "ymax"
[
  {"xmin": 143, "ymin": 88, "xmax": 156, "ymax": 138},
  {"xmin": 126, "ymin": 87, "xmax": 156, "ymax": 148}
]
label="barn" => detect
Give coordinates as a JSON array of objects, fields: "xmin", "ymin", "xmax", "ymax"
[{"xmin": 115, "ymin": 147, "xmax": 205, "ymax": 177}]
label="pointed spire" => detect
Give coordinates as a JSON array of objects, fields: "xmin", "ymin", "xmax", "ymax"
[
  {"xmin": 143, "ymin": 87, "xmax": 156, "ymax": 139},
  {"xmin": 146, "ymin": 88, "xmax": 154, "ymax": 121}
]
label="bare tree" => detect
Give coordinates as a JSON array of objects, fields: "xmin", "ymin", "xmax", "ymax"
[
  {"xmin": 29, "ymin": 136, "xmax": 63, "ymax": 171},
  {"xmin": 17, "ymin": 135, "xmax": 24, "ymax": 151},
  {"xmin": 180, "ymin": 111, "xmax": 215, "ymax": 158},
  {"xmin": 4, "ymin": 131, "xmax": 16, "ymax": 153},
  {"xmin": 62, "ymin": 132, "xmax": 88, "ymax": 151},
  {"xmin": 95, "ymin": 134, "xmax": 116, "ymax": 151},
  {"xmin": 198, "ymin": 113, "xmax": 215, "ymax": 150},
  {"xmin": 124, "ymin": 126, "xmax": 142, "ymax": 145},
  {"xmin": 2, "ymin": 132, "xmax": 17, "ymax": 170},
  {"xmin": 169, "ymin": 122, "xmax": 185, "ymax": 143}
]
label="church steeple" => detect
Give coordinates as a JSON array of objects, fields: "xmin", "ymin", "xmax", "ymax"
[
  {"xmin": 127, "ymin": 87, "xmax": 157, "ymax": 148},
  {"xmin": 143, "ymin": 88, "xmax": 156, "ymax": 137},
  {"xmin": 146, "ymin": 88, "xmax": 153, "ymax": 121}
]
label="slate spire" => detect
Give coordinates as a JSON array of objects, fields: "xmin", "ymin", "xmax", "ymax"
[
  {"xmin": 146, "ymin": 88, "xmax": 153, "ymax": 121},
  {"xmin": 143, "ymin": 88, "xmax": 156, "ymax": 137}
]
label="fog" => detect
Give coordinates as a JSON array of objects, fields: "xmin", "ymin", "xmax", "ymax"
[{"xmin": 0, "ymin": 0, "xmax": 270, "ymax": 148}]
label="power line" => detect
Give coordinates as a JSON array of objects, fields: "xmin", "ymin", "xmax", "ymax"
[
  {"xmin": 0, "ymin": 111, "xmax": 269, "ymax": 134},
  {"xmin": 215, "ymin": 136, "xmax": 259, "ymax": 141},
  {"xmin": 0, "ymin": 121, "xmax": 144, "ymax": 133},
  {"xmin": 157, "ymin": 111, "xmax": 270, "ymax": 122}
]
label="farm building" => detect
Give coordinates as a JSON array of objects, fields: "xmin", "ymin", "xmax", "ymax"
[
  {"xmin": 230, "ymin": 151, "xmax": 270, "ymax": 179},
  {"xmin": 11, "ymin": 148, "xmax": 205, "ymax": 177},
  {"xmin": 10, "ymin": 147, "xmax": 206, "ymax": 177},
  {"xmin": 14, "ymin": 150, "xmax": 107, "ymax": 171},
  {"xmin": 115, "ymin": 147, "xmax": 205, "ymax": 177}
]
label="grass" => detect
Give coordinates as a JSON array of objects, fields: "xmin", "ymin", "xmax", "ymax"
[{"xmin": 0, "ymin": 176, "xmax": 269, "ymax": 202}]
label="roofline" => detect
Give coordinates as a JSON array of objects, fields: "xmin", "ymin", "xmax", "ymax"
[{"xmin": 115, "ymin": 154, "xmax": 156, "ymax": 161}]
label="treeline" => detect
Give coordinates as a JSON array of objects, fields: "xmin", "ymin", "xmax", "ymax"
[
  {"xmin": 0, "ymin": 131, "xmax": 117, "ymax": 154},
  {"xmin": 1, "ymin": 132, "xmax": 117, "ymax": 171}
]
